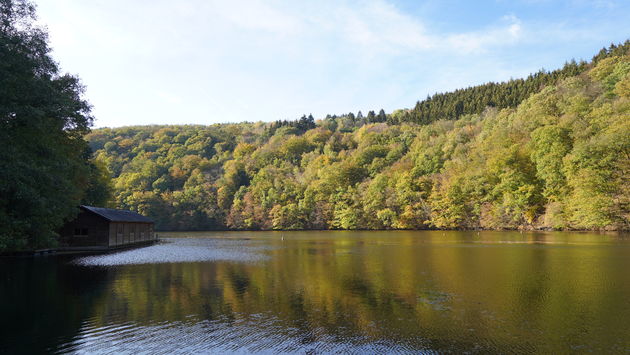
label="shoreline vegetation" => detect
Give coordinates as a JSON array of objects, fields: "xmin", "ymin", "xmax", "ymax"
[
  {"xmin": 1, "ymin": 0, "xmax": 628, "ymax": 252},
  {"xmin": 0, "ymin": 0, "xmax": 111, "ymax": 251}
]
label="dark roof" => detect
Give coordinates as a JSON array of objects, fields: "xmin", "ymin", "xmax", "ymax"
[{"xmin": 81, "ymin": 205, "xmax": 154, "ymax": 223}]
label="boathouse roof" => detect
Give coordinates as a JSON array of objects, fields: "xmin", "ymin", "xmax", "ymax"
[{"xmin": 81, "ymin": 205, "xmax": 154, "ymax": 223}]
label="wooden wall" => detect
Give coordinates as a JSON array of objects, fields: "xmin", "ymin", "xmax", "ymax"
[
  {"xmin": 108, "ymin": 222, "xmax": 155, "ymax": 247},
  {"xmin": 59, "ymin": 211, "xmax": 110, "ymax": 247}
]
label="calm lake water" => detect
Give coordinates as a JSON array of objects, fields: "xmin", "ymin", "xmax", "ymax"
[{"xmin": 2, "ymin": 231, "xmax": 630, "ymax": 354}]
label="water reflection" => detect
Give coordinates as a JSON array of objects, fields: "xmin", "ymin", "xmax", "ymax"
[
  {"xmin": 1, "ymin": 231, "xmax": 630, "ymax": 353},
  {"xmin": 76, "ymin": 238, "xmax": 268, "ymax": 266},
  {"xmin": 0, "ymin": 257, "xmax": 113, "ymax": 354}
]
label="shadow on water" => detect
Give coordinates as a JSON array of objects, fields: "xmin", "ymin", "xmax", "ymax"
[{"xmin": 0, "ymin": 256, "xmax": 114, "ymax": 354}]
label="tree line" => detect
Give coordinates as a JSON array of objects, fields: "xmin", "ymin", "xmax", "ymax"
[
  {"xmin": 89, "ymin": 47, "xmax": 629, "ymax": 231},
  {"xmin": 388, "ymin": 42, "xmax": 630, "ymax": 125}
]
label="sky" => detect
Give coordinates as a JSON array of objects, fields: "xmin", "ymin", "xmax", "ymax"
[{"xmin": 36, "ymin": 0, "xmax": 630, "ymax": 128}]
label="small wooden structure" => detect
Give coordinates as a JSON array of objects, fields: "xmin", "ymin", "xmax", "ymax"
[{"xmin": 59, "ymin": 205, "xmax": 155, "ymax": 249}]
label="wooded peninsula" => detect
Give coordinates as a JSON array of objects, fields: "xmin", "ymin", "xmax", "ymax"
[{"xmin": 1, "ymin": 0, "xmax": 628, "ymax": 251}]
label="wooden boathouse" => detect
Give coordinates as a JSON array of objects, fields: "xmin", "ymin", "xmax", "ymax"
[{"xmin": 59, "ymin": 205, "xmax": 156, "ymax": 249}]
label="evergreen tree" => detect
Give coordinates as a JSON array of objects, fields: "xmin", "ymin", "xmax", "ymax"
[
  {"xmin": 377, "ymin": 109, "xmax": 387, "ymax": 122},
  {"xmin": 366, "ymin": 110, "xmax": 376, "ymax": 123}
]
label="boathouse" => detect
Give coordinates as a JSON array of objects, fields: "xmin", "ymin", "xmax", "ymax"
[{"xmin": 59, "ymin": 205, "xmax": 155, "ymax": 248}]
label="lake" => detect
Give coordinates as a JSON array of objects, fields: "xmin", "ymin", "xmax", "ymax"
[{"xmin": 1, "ymin": 230, "xmax": 630, "ymax": 353}]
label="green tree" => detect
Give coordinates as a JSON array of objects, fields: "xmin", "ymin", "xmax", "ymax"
[{"xmin": 0, "ymin": 0, "xmax": 101, "ymax": 250}]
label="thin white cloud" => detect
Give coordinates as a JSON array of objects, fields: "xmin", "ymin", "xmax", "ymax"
[
  {"xmin": 206, "ymin": 0, "xmax": 302, "ymax": 34},
  {"xmin": 334, "ymin": 1, "xmax": 435, "ymax": 51},
  {"xmin": 445, "ymin": 15, "xmax": 522, "ymax": 54},
  {"xmin": 308, "ymin": 0, "xmax": 521, "ymax": 54}
]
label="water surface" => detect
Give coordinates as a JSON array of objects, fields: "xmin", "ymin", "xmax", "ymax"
[{"xmin": 1, "ymin": 230, "xmax": 630, "ymax": 353}]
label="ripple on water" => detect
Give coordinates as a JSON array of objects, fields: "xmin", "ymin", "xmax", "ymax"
[
  {"xmin": 54, "ymin": 314, "xmax": 429, "ymax": 354},
  {"xmin": 74, "ymin": 238, "xmax": 268, "ymax": 266}
]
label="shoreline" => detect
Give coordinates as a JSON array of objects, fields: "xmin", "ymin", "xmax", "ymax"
[
  {"xmin": 3, "ymin": 229, "xmax": 628, "ymax": 255},
  {"xmin": 0, "ymin": 239, "xmax": 159, "ymax": 258}
]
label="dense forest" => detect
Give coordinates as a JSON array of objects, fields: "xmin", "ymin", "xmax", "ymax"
[
  {"xmin": 0, "ymin": 0, "xmax": 110, "ymax": 251},
  {"xmin": 88, "ymin": 42, "xmax": 630, "ymax": 232}
]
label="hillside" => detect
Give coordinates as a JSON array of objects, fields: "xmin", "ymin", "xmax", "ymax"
[{"xmin": 88, "ymin": 45, "xmax": 630, "ymax": 231}]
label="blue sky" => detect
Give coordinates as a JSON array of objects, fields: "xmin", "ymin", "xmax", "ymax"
[{"xmin": 37, "ymin": 0, "xmax": 630, "ymax": 128}]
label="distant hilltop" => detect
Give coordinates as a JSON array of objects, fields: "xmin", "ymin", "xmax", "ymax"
[{"xmin": 88, "ymin": 41, "xmax": 630, "ymax": 232}]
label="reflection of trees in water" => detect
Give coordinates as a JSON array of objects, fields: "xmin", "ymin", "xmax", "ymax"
[
  {"xmin": 79, "ymin": 235, "xmax": 534, "ymax": 351},
  {"xmin": 0, "ymin": 256, "xmax": 113, "ymax": 354},
  {"xmin": 4, "ymin": 231, "xmax": 630, "ymax": 352}
]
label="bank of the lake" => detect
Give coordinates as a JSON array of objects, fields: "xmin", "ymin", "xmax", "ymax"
[{"xmin": 2, "ymin": 230, "xmax": 629, "ymax": 353}]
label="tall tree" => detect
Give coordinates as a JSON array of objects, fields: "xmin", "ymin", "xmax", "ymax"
[
  {"xmin": 0, "ymin": 0, "xmax": 106, "ymax": 250},
  {"xmin": 377, "ymin": 109, "xmax": 387, "ymax": 122}
]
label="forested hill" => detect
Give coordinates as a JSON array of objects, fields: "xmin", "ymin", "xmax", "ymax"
[
  {"xmin": 392, "ymin": 41, "xmax": 630, "ymax": 124},
  {"xmin": 393, "ymin": 59, "xmax": 586, "ymax": 124},
  {"xmin": 88, "ymin": 45, "xmax": 630, "ymax": 231}
]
